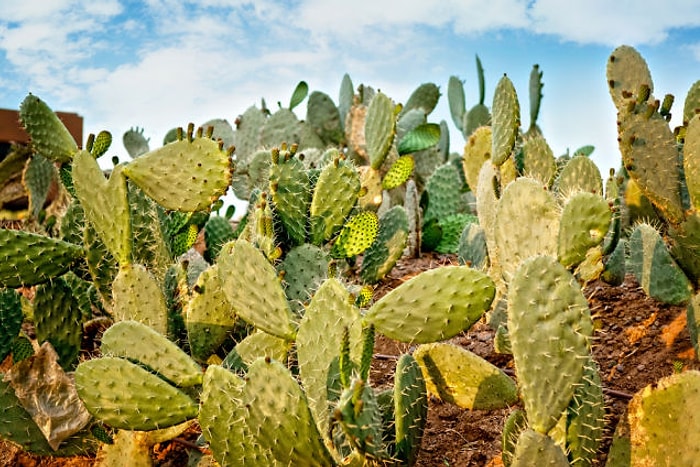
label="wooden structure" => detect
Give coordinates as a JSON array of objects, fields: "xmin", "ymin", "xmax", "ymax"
[{"xmin": 0, "ymin": 108, "xmax": 83, "ymax": 148}]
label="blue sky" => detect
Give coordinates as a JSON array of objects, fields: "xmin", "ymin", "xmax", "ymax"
[{"xmin": 2, "ymin": 0, "xmax": 700, "ymax": 192}]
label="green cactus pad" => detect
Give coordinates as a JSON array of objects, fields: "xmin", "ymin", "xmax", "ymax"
[
  {"xmin": 394, "ymin": 354, "xmax": 428, "ymax": 465},
  {"xmin": 200, "ymin": 365, "xmax": 274, "ymax": 466},
  {"xmin": 112, "ymin": 263, "xmax": 169, "ymax": 335},
  {"xmin": 19, "ymin": 94, "xmax": 78, "ymax": 163},
  {"xmin": 684, "ymin": 115, "xmax": 700, "ymax": 210},
  {"xmin": 423, "ymin": 162, "xmax": 465, "ymax": 223},
  {"xmin": 0, "ymin": 288, "xmax": 23, "ymax": 362},
  {"xmin": 203, "ymin": 216, "xmax": 235, "ymax": 263},
  {"xmin": 558, "ymin": 192, "xmax": 612, "ymax": 269},
  {"xmin": 414, "ymin": 342, "xmax": 517, "ymax": 410},
  {"xmin": 23, "ymin": 154, "xmax": 57, "ymax": 219},
  {"xmin": 330, "ymin": 211, "xmax": 379, "ymax": 259},
  {"xmin": 520, "ymin": 134, "xmax": 556, "ymax": 187},
  {"xmin": 464, "ymin": 104, "xmax": 491, "ymax": 138},
  {"xmin": 502, "ymin": 409, "xmax": 527, "ymax": 467},
  {"xmin": 683, "ymin": 79, "xmax": 700, "ymax": 125},
  {"xmin": 528, "ymin": 64, "xmax": 544, "ymax": 132},
  {"xmin": 270, "ymin": 153, "xmax": 310, "ymax": 245},
  {"xmin": 491, "ymin": 75, "xmax": 520, "ymax": 166},
  {"xmin": 279, "ymin": 243, "xmax": 330, "ymax": 310},
  {"xmin": 448, "ymin": 76, "xmax": 466, "ymax": 130},
  {"xmin": 73, "ymin": 150, "xmax": 132, "ymax": 264},
  {"xmin": 508, "ymin": 256, "xmax": 593, "ymax": 434},
  {"xmin": 364, "ymin": 266, "xmax": 495, "ymax": 343},
  {"xmin": 511, "ymin": 429, "xmax": 569, "ymax": 467},
  {"xmin": 458, "ymin": 222, "xmax": 488, "ymax": 270},
  {"xmin": 0, "ymin": 229, "xmax": 83, "ymax": 288},
  {"xmin": 184, "ymin": 265, "xmax": 238, "ymax": 362},
  {"xmin": 336, "ymin": 378, "xmax": 389, "ymax": 459},
  {"xmin": 567, "ymin": 356, "xmax": 605, "ymax": 467},
  {"xmin": 435, "ymin": 213, "xmax": 478, "ymax": 255},
  {"xmin": 398, "ymin": 123, "xmax": 441, "ymax": 156},
  {"xmin": 229, "ymin": 331, "xmax": 290, "ymax": 369},
  {"xmin": 122, "ymin": 130, "xmax": 233, "ymax": 212},
  {"xmin": 401, "ymin": 82, "xmax": 440, "ymax": 116},
  {"xmin": 495, "ymin": 178, "xmax": 559, "ymax": 281},
  {"xmin": 306, "ymin": 90, "xmax": 344, "ymax": 145},
  {"xmin": 365, "ymin": 92, "xmax": 396, "ymax": 169},
  {"xmin": 622, "ymin": 371, "xmax": 700, "ymax": 466},
  {"xmin": 309, "ymin": 158, "xmax": 361, "ymax": 244},
  {"xmin": 606, "ymin": 45, "xmax": 654, "ymax": 110},
  {"xmin": 554, "ymin": 154, "xmax": 603, "ymax": 196},
  {"xmin": 617, "ymin": 102, "xmax": 685, "ymax": 224},
  {"xmin": 75, "ymin": 357, "xmax": 199, "ymax": 431},
  {"xmin": 297, "ymin": 278, "xmax": 363, "ymax": 439},
  {"xmin": 688, "ymin": 292, "xmax": 700, "ymax": 360},
  {"xmin": 233, "ymin": 105, "xmax": 267, "ymax": 161},
  {"xmin": 33, "ymin": 278, "xmax": 83, "ymax": 370},
  {"xmin": 628, "ymin": 223, "xmax": 692, "ymax": 305},
  {"xmin": 360, "ymin": 206, "xmax": 409, "ymax": 284},
  {"xmin": 244, "ymin": 357, "xmax": 336, "ymax": 466},
  {"xmin": 382, "ymin": 155, "xmax": 414, "ymax": 190},
  {"xmin": 218, "ymin": 240, "xmax": 296, "ymax": 340},
  {"xmin": 101, "ymin": 320, "xmax": 203, "ymax": 387}
]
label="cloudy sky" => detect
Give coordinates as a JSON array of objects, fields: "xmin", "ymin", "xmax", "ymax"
[{"xmin": 2, "ymin": 0, "xmax": 700, "ymax": 190}]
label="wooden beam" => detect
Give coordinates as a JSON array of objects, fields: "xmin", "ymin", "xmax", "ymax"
[{"xmin": 0, "ymin": 108, "xmax": 83, "ymax": 147}]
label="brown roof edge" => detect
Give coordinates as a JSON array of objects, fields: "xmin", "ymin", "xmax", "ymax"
[{"xmin": 0, "ymin": 108, "xmax": 84, "ymax": 147}]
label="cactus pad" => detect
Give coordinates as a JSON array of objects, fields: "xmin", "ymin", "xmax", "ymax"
[
  {"xmin": 0, "ymin": 229, "xmax": 83, "ymax": 288},
  {"xmin": 75, "ymin": 357, "xmax": 199, "ymax": 431},
  {"xmin": 330, "ymin": 211, "xmax": 379, "ymax": 259},
  {"xmin": 218, "ymin": 240, "xmax": 295, "ymax": 340},
  {"xmin": 491, "ymin": 74, "xmax": 520, "ymax": 166},
  {"xmin": 19, "ymin": 94, "xmax": 78, "ymax": 163},
  {"xmin": 123, "ymin": 128, "xmax": 233, "ymax": 212},
  {"xmin": 73, "ymin": 150, "xmax": 131, "ymax": 264},
  {"xmin": 364, "ymin": 266, "xmax": 495, "ymax": 343},
  {"xmin": 101, "ymin": 320, "xmax": 203, "ymax": 387},
  {"xmin": 508, "ymin": 255, "xmax": 593, "ymax": 434}
]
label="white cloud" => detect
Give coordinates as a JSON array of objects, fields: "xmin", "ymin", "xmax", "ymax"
[{"xmin": 529, "ymin": 0, "xmax": 700, "ymax": 46}]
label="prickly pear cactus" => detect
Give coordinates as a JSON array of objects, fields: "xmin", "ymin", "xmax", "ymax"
[
  {"xmin": 365, "ymin": 92, "xmax": 396, "ymax": 169},
  {"xmin": 218, "ymin": 240, "xmax": 295, "ymax": 340},
  {"xmin": 413, "ymin": 342, "xmax": 517, "ymax": 410},
  {"xmin": 606, "ymin": 45, "xmax": 654, "ymax": 110},
  {"xmin": 628, "ymin": 223, "xmax": 692, "ymax": 305},
  {"xmin": 363, "ymin": 266, "xmax": 495, "ymax": 343},
  {"xmin": 360, "ymin": 205, "xmax": 409, "ymax": 284},
  {"xmin": 75, "ymin": 357, "xmax": 199, "ymax": 431},
  {"xmin": 73, "ymin": 150, "xmax": 131, "ymax": 264},
  {"xmin": 508, "ymin": 255, "xmax": 593, "ymax": 434},
  {"xmin": 244, "ymin": 357, "xmax": 336, "ymax": 466},
  {"xmin": 19, "ymin": 94, "xmax": 78, "ymax": 163},
  {"xmin": 330, "ymin": 211, "xmax": 379, "ymax": 259},
  {"xmin": 296, "ymin": 278, "xmax": 363, "ymax": 438},
  {"xmin": 122, "ymin": 125, "xmax": 233, "ymax": 212},
  {"xmin": 100, "ymin": 320, "xmax": 203, "ymax": 387},
  {"xmin": 613, "ymin": 371, "xmax": 700, "ymax": 466},
  {"xmin": 0, "ymin": 229, "xmax": 83, "ymax": 288},
  {"xmin": 491, "ymin": 74, "xmax": 520, "ymax": 166}
]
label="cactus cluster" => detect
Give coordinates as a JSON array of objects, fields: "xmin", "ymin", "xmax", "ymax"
[{"xmin": 1, "ymin": 44, "xmax": 699, "ymax": 467}]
